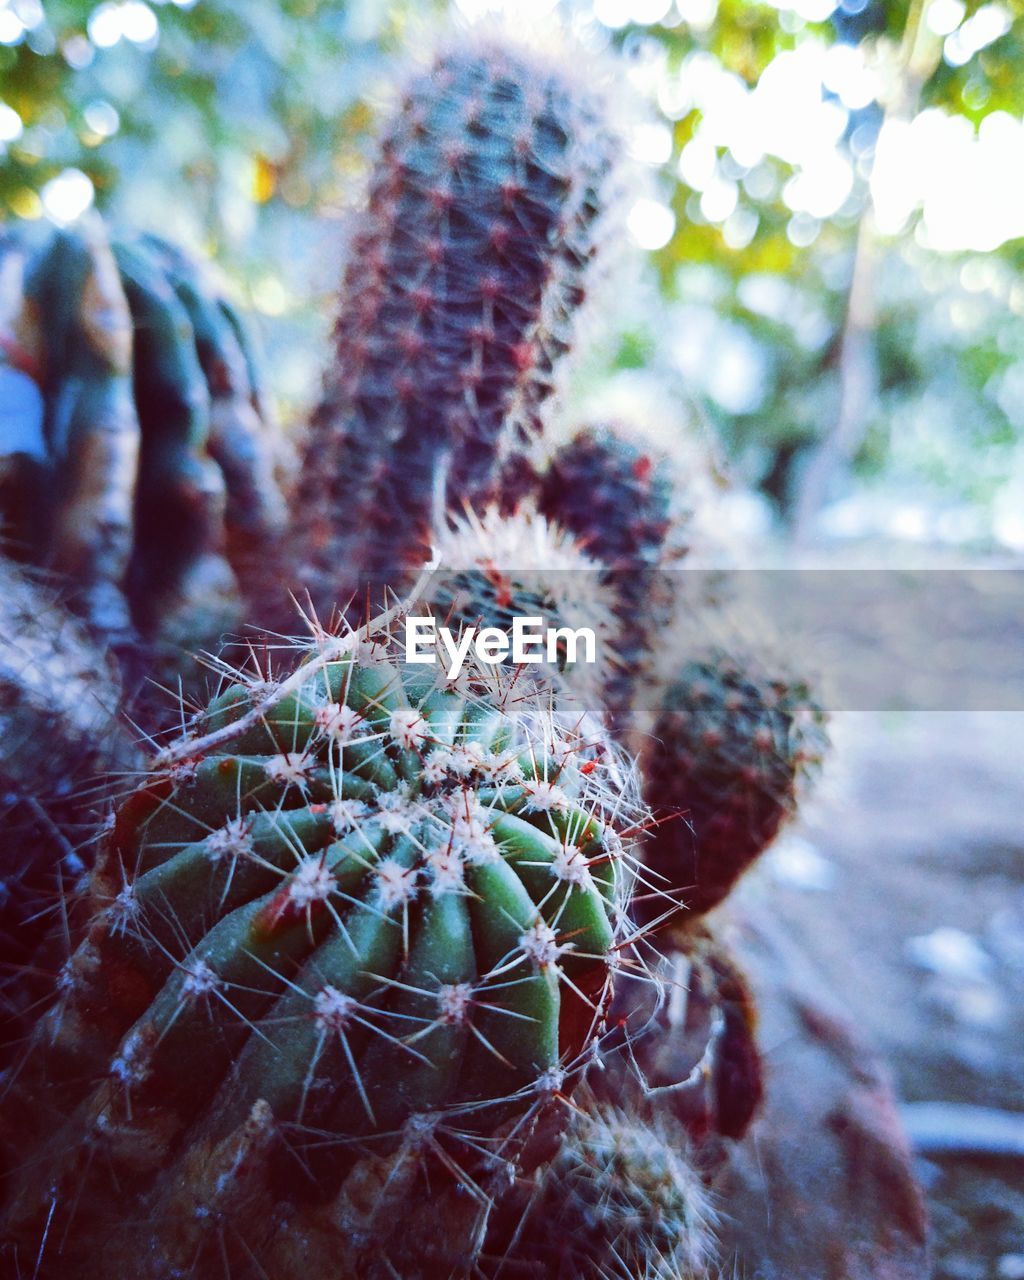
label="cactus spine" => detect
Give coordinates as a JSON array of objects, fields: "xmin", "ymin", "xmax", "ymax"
[
  {"xmin": 0, "ymin": 609, "xmax": 639, "ymax": 1277},
  {"xmin": 293, "ymin": 35, "xmax": 617, "ymax": 613}
]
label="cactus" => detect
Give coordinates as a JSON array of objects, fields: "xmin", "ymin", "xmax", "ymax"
[
  {"xmin": 429, "ymin": 504, "xmax": 617, "ymax": 703},
  {"xmin": 596, "ymin": 924, "xmax": 764, "ymax": 1155},
  {"xmin": 118, "ymin": 235, "xmax": 286, "ymax": 636},
  {"xmin": 292, "ymin": 34, "xmax": 617, "ymax": 615},
  {"xmin": 0, "ymin": 607, "xmax": 640, "ymax": 1277},
  {"xmin": 1, "ymin": 217, "xmax": 139, "ymax": 641},
  {"xmin": 486, "ymin": 1103, "xmax": 717, "ymax": 1280},
  {"xmin": 0, "ymin": 217, "xmax": 284, "ymax": 653},
  {"xmin": 533, "ymin": 423, "xmax": 678, "ymax": 731},
  {"xmin": 642, "ymin": 648, "xmax": 829, "ymax": 919},
  {"xmin": 0, "ymin": 559, "xmax": 140, "ymax": 1057}
]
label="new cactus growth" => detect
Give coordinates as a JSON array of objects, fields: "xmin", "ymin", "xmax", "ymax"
[
  {"xmin": 0, "ymin": 610, "xmax": 639, "ymax": 1277},
  {"xmin": 487, "ymin": 1104, "xmax": 716, "ymax": 1279},
  {"xmin": 430, "ymin": 505, "xmax": 616, "ymax": 702},
  {"xmin": 293, "ymin": 35, "xmax": 617, "ymax": 614},
  {"xmin": 643, "ymin": 648, "xmax": 829, "ymax": 919},
  {"xmin": 534, "ymin": 423, "xmax": 678, "ymax": 730}
]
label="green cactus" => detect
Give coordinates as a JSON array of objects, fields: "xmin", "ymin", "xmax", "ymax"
[
  {"xmin": 642, "ymin": 647, "xmax": 829, "ymax": 919},
  {"xmin": 486, "ymin": 1103, "xmax": 717, "ymax": 1280},
  {"xmin": 292, "ymin": 33, "xmax": 617, "ymax": 616},
  {"xmin": 0, "ymin": 608, "xmax": 639, "ymax": 1277}
]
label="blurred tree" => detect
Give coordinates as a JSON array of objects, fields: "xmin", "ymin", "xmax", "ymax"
[{"xmin": 590, "ymin": 0, "xmax": 1024, "ymax": 542}]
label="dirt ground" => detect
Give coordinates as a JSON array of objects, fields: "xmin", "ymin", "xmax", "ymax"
[{"xmin": 737, "ymin": 710, "xmax": 1024, "ymax": 1278}]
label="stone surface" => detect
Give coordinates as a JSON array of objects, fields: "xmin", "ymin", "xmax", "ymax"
[{"xmin": 711, "ymin": 904, "xmax": 930, "ymax": 1280}]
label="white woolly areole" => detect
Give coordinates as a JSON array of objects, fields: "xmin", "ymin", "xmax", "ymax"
[
  {"xmin": 107, "ymin": 884, "xmax": 139, "ymax": 929},
  {"xmin": 522, "ymin": 778, "xmax": 570, "ymax": 813},
  {"xmin": 265, "ymin": 752, "xmax": 313, "ymax": 790},
  {"xmin": 170, "ymin": 758, "xmax": 199, "ymax": 784},
  {"xmin": 444, "ymin": 743, "xmax": 481, "ymax": 778},
  {"xmin": 353, "ymin": 635, "xmax": 392, "ymax": 668},
  {"xmin": 534, "ymin": 1066, "xmax": 567, "ymax": 1095},
  {"xmin": 287, "ymin": 856, "xmax": 336, "ymax": 908},
  {"xmin": 315, "ymin": 702, "xmax": 364, "ymax": 744},
  {"xmin": 547, "ymin": 730, "xmax": 581, "ymax": 767},
  {"xmin": 377, "ymin": 786, "xmax": 420, "ymax": 835},
  {"xmin": 182, "ymin": 960, "xmax": 223, "ymax": 1000},
  {"xmin": 205, "ymin": 816, "xmax": 254, "ymax": 863},
  {"xmin": 110, "ymin": 1029, "xmax": 150, "ymax": 1088},
  {"xmin": 389, "ymin": 705, "xmax": 429, "ymax": 751},
  {"xmin": 314, "ymin": 985, "xmax": 357, "ymax": 1032},
  {"xmin": 550, "ymin": 842, "xmax": 594, "ymax": 889},
  {"xmin": 422, "ymin": 750, "xmax": 451, "ymax": 785},
  {"xmin": 329, "ymin": 797, "xmax": 369, "ymax": 835},
  {"xmin": 486, "ymin": 752, "xmax": 525, "ymax": 784},
  {"xmin": 374, "ymin": 857, "xmax": 419, "ymax": 910},
  {"xmin": 442, "ymin": 792, "xmax": 500, "ymax": 865},
  {"xmin": 425, "ymin": 844, "xmax": 466, "ymax": 897},
  {"xmin": 437, "ymin": 982, "xmax": 474, "ymax": 1026},
  {"xmin": 519, "ymin": 918, "xmax": 569, "ymax": 970}
]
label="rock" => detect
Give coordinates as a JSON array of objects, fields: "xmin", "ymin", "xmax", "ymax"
[{"xmin": 710, "ymin": 904, "xmax": 930, "ymax": 1280}]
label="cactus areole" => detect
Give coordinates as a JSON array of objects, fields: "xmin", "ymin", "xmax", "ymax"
[{"xmin": 1, "ymin": 612, "xmax": 637, "ymax": 1269}]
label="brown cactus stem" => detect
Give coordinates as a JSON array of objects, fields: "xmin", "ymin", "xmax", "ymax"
[{"xmin": 292, "ymin": 36, "xmax": 616, "ymax": 620}]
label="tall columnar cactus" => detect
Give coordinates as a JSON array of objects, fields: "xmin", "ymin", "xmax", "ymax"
[
  {"xmin": 0, "ymin": 217, "xmax": 284, "ymax": 653},
  {"xmin": 0, "ymin": 560, "xmax": 140, "ymax": 1055},
  {"xmin": 293, "ymin": 33, "xmax": 617, "ymax": 615},
  {"xmin": 486, "ymin": 1104, "xmax": 716, "ymax": 1280},
  {"xmin": 508, "ymin": 423, "xmax": 680, "ymax": 731},
  {"xmin": 0, "ymin": 611, "xmax": 639, "ymax": 1278},
  {"xmin": 643, "ymin": 648, "xmax": 829, "ymax": 919}
]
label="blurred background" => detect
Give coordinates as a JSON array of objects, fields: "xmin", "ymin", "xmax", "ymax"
[
  {"xmin": 1, "ymin": 1, "xmax": 1022, "ymax": 1276},
  {"xmin": 4, "ymin": 0, "xmax": 1024, "ymax": 549}
]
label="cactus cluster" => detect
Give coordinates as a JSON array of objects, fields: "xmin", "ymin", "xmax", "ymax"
[
  {"xmin": 0, "ymin": 217, "xmax": 284, "ymax": 650},
  {"xmin": 292, "ymin": 34, "xmax": 617, "ymax": 615},
  {"xmin": 0, "ymin": 612, "xmax": 641, "ymax": 1276},
  {"xmin": 0, "ymin": 20, "xmax": 838, "ymax": 1280},
  {"xmin": 642, "ymin": 648, "xmax": 829, "ymax": 919}
]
